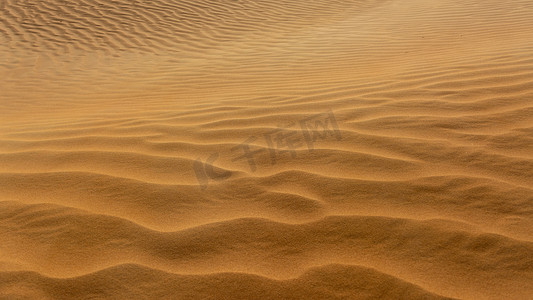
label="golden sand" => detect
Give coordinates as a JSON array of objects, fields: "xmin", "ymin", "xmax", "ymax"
[{"xmin": 0, "ymin": 0, "xmax": 532, "ymax": 299}]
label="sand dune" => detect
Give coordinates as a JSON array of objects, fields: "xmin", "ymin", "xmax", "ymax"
[
  {"xmin": 1, "ymin": 0, "xmax": 532, "ymax": 299},
  {"xmin": 0, "ymin": 264, "xmax": 454, "ymax": 300}
]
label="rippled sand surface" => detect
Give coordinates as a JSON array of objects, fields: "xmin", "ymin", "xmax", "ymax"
[{"xmin": 1, "ymin": 0, "xmax": 532, "ymax": 299}]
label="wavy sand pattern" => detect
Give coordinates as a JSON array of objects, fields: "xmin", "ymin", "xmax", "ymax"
[{"xmin": 1, "ymin": 0, "xmax": 532, "ymax": 299}]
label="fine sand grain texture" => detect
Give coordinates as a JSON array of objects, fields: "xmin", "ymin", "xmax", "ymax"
[{"xmin": 1, "ymin": 0, "xmax": 533, "ymax": 299}]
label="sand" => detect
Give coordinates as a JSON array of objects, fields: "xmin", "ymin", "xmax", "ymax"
[{"xmin": 0, "ymin": 0, "xmax": 532, "ymax": 299}]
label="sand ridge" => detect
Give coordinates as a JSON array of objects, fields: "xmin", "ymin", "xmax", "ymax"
[{"xmin": 1, "ymin": 0, "xmax": 533, "ymax": 299}]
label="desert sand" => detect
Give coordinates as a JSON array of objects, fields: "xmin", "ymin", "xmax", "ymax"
[{"xmin": 0, "ymin": 0, "xmax": 532, "ymax": 299}]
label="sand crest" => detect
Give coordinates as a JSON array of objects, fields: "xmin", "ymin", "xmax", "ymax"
[{"xmin": 1, "ymin": 0, "xmax": 532, "ymax": 299}]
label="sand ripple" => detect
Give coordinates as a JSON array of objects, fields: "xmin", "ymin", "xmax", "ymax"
[{"xmin": 1, "ymin": 0, "xmax": 533, "ymax": 299}]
